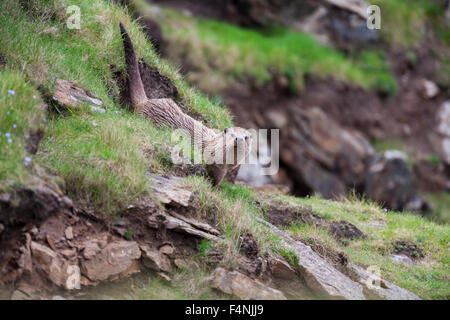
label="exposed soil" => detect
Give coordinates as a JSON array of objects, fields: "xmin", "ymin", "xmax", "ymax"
[
  {"xmin": 221, "ymin": 47, "xmax": 450, "ymax": 195},
  {"xmin": 329, "ymin": 220, "xmax": 366, "ymax": 243},
  {"xmin": 239, "ymin": 231, "xmax": 259, "ymax": 259},
  {"xmin": 262, "ymin": 201, "xmax": 322, "ymax": 227},
  {"xmin": 392, "ymin": 240, "xmax": 425, "ymax": 261},
  {"xmin": 113, "ymin": 59, "xmax": 178, "ymax": 111}
]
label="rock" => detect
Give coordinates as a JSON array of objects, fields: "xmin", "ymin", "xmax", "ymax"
[
  {"xmin": 421, "ymin": 79, "xmax": 439, "ymax": 99},
  {"xmin": 390, "ymin": 254, "xmax": 414, "ymax": 265},
  {"xmin": 60, "ymin": 248, "xmax": 77, "ymax": 259},
  {"xmin": 82, "ymin": 241, "xmax": 101, "ymax": 259},
  {"xmin": 281, "ymin": 107, "xmax": 373, "ymax": 199},
  {"xmin": 52, "ymin": 79, "xmax": 103, "ymax": 112},
  {"xmin": 148, "ymin": 212, "xmax": 220, "ymax": 241},
  {"xmin": 365, "ymin": 151, "xmax": 430, "ymax": 212},
  {"xmin": 10, "ymin": 290, "xmax": 31, "ymax": 300},
  {"xmin": 148, "ymin": 175, "xmax": 192, "ymax": 207},
  {"xmin": 257, "ymin": 218, "xmax": 366, "ymax": 300},
  {"xmin": 52, "ymin": 295, "xmax": 67, "ymax": 300},
  {"xmin": 414, "ymin": 159, "xmax": 450, "ymax": 192},
  {"xmin": 434, "ymin": 101, "xmax": 450, "ymax": 165},
  {"xmin": 268, "ymin": 257, "xmax": 297, "ymax": 280},
  {"xmin": 158, "ymin": 272, "xmax": 172, "ymax": 282},
  {"xmin": 140, "ymin": 245, "xmax": 172, "ymax": 272},
  {"xmin": 30, "ymin": 241, "xmax": 81, "ymax": 290},
  {"xmin": 80, "ymin": 241, "xmax": 141, "ymax": 282},
  {"xmin": 65, "ymin": 227, "xmax": 74, "ymax": 240},
  {"xmin": 210, "ymin": 267, "xmax": 286, "ymax": 300},
  {"xmin": 168, "ymin": 211, "xmax": 221, "ymax": 236},
  {"xmin": 159, "ymin": 244, "xmax": 175, "ymax": 256},
  {"xmin": 350, "ymin": 264, "xmax": 420, "ymax": 300}
]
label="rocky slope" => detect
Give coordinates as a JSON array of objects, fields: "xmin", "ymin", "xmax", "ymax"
[
  {"xmin": 0, "ymin": 0, "xmax": 449, "ymax": 300},
  {"xmin": 132, "ymin": 0, "xmax": 450, "ymax": 223}
]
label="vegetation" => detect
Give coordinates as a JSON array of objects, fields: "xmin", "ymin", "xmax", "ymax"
[
  {"xmin": 146, "ymin": 4, "xmax": 397, "ymax": 95},
  {"xmin": 0, "ymin": 0, "xmax": 448, "ymax": 300},
  {"xmin": 284, "ymin": 195, "xmax": 450, "ymax": 300},
  {"xmin": 0, "ymin": 71, "xmax": 47, "ymax": 189}
]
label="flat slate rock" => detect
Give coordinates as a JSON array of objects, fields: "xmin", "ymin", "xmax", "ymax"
[
  {"xmin": 257, "ymin": 218, "xmax": 366, "ymax": 300},
  {"xmin": 148, "ymin": 175, "xmax": 192, "ymax": 207},
  {"xmin": 350, "ymin": 264, "xmax": 421, "ymax": 300}
]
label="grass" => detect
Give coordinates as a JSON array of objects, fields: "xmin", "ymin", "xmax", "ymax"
[
  {"xmin": 0, "ymin": 0, "xmax": 232, "ymax": 212},
  {"xmin": 0, "ymin": 0, "xmax": 449, "ymax": 300},
  {"xmin": 0, "ymin": 70, "xmax": 47, "ymax": 190},
  {"xmin": 282, "ymin": 194, "xmax": 450, "ymax": 300},
  {"xmin": 425, "ymin": 193, "xmax": 450, "ymax": 225},
  {"xmin": 141, "ymin": 4, "xmax": 397, "ymax": 95}
]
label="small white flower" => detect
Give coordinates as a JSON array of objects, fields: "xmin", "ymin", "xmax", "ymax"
[
  {"xmin": 5, "ymin": 133, "xmax": 11, "ymax": 138},
  {"xmin": 384, "ymin": 208, "xmax": 388, "ymax": 213},
  {"xmin": 12, "ymin": 124, "xmax": 17, "ymax": 129},
  {"xmin": 6, "ymin": 111, "xmax": 10, "ymax": 115},
  {"xmin": 32, "ymin": 95, "xmax": 37, "ymax": 99},
  {"xmin": 8, "ymin": 90, "xmax": 15, "ymax": 96},
  {"xmin": 7, "ymin": 138, "xmax": 12, "ymax": 144},
  {"xmin": 92, "ymin": 121, "xmax": 98, "ymax": 127}
]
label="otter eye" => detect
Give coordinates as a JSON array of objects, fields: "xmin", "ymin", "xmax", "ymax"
[
  {"xmin": 224, "ymin": 128, "xmax": 228, "ymax": 134},
  {"xmin": 245, "ymin": 136, "xmax": 249, "ymax": 140}
]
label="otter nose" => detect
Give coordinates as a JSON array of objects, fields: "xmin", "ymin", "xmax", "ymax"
[{"xmin": 235, "ymin": 137, "xmax": 244, "ymax": 144}]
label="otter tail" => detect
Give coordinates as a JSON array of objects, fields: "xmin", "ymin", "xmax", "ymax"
[{"xmin": 119, "ymin": 22, "xmax": 147, "ymax": 108}]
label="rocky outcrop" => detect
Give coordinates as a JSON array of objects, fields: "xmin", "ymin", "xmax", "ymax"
[
  {"xmin": 257, "ymin": 218, "xmax": 366, "ymax": 300},
  {"xmin": 350, "ymin": 264, "xmax": 421, "ymax": 300},
  {"xmin": 365, "ymin": 151, "xmax": 430, "ymax": 212},
  {"xmin": 51, "ymin": 79, "xmax": 105, "ymax": 113},
  {"xmin": 31, "ymin": 241, "xmax": 81, "ymax": 290},
  {"xmin": 149, "ymin": 175, "xmax": 193, "ymax": 207},
  {"xmin": 80, "ymin": 241, "xmax": 141, "ymax": 282},
  {"xmin": 280, "ymin": 107, "xmax": 374, "ymax": 199},
  {"xmin": 210, "ymin": 267, "xmax": 287, "ymax": 300},
  {"xmin": 154, "ymin": 0, "xmax": 377, "ymax": 47}
]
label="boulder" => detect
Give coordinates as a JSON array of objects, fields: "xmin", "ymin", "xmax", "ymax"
[
  {"xmin": 281, "ymin": 107, "xmax": 373, "ymax": 198},
  {"xmin": 80, "ymin": 241, "xmax": 141, "ymax": 282},
  {"xmin": 30, "ymin": 241, "xmax": 80, "ymax": 290},
  {"xmin": 268, "ymin": 257, "xmax": 297, "ymax": 280},
  {"xmin": 210, "ymin": 267, "xmax": 286, "ymax": 300},
  {"xmin": 365, "ymin": 150, "xmax": 430, "ymax": 212},
  {"xmin": 350, "ymin": 264, "xmax": 421, "ymax": 300},
  {"xmin": 257, "ymin": 218, "xmax": 366, "ymax": 300},
  {"xmin": 148, "ymin": 175, "xmax": 192, "ymax": 207},
  {"xmin": 140, "ymin": 245, "xmax": 172, "ymax": 272},
  {"xmin": 52, "ymin": 79, "xmax": 104, "ymax": 113}
]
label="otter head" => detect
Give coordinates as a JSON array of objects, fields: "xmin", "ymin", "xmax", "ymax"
[{"xmin": 222, "ymin": 127, "xmax": 252, "ymax": 166}]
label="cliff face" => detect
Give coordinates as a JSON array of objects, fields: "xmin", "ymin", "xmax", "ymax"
[{"xmin": 0, "ymin": 0, "xmax": 449, "ymax": 300}]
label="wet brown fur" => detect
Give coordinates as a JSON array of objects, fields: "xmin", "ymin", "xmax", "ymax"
[{"xmin": 119, "ymin": 23, "xmax": 251, "ymax": 186}]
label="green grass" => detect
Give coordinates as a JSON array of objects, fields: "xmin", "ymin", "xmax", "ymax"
[
  {"xmin": 147, "ymin": 5, "xmax": 396, "ymax": 95},
  {"xmin": 371, "ymin": 0, "xmax": 449, "ymax": 48},
  {"xmin": 0, "ymin": 70, "xmax": 47, "ymax": 190},
  {"xmin": 1, "ymin": 0, "xmax": 449, "ymax": 300},
  {"xmin": 282, "ymin": 195, "xmax": 450, "ymax": 300},
  {"xmin": 0, "ymin": 0, "xmax": 233, "ymax": 212},
  {"xmin": 425, "ymin": 193, "xmax": 450, "ymax": 225}
]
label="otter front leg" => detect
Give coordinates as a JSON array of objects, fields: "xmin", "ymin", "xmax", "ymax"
[{"xmin": 206, "ymin": 164, "xmax": 227, "ymax": 187}]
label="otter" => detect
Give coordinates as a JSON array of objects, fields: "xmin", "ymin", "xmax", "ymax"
[{"xmin": 119, "ymin": 22, "xmax": 252, "ymax": 186}]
